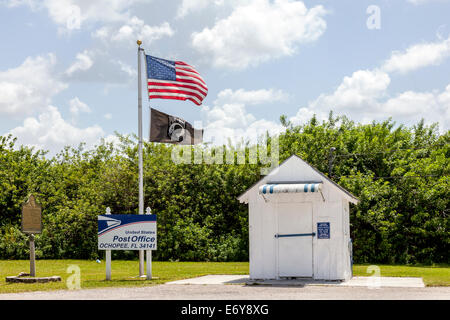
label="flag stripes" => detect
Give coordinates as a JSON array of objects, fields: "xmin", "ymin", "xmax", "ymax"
[
  {"xmin": 146, "ymin": 55, "xmax": 208, "ymax": 106},
  {"xmin": 148, "ymin": 86, "xmax": 206, "ymax": 100}
]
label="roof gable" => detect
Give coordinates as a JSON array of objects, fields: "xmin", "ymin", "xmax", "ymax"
[{"xmin": 238, "ymin": 154, "xmax": 359, "ymax": 204}]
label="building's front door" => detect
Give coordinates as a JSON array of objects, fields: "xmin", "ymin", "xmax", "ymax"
[{"xmin": 276, "ymin": 202, "xmax": 313, "ymax": 278}]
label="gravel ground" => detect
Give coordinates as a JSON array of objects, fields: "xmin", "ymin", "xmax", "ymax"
[{"xmin": 0, "ymin": 284, "xmax": 449, "ymax": 300}]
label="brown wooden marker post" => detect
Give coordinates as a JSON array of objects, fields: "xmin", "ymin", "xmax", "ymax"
[
  {"xmin": 29, "ymin": 234, "xmax": 35, "ymax": 277},
  {"xmin": 21, "ymin": 195, "xmax": 42, "ymax": 277}
]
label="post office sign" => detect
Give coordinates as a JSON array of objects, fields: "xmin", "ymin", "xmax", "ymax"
[{"xmin": 98, "ymin": 214, "xmax": 157, "ymax": 250}]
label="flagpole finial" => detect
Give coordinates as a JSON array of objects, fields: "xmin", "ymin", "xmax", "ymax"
[{"xmin": 137, "ymin": 40, "xmax": 142, "ymax": 46}]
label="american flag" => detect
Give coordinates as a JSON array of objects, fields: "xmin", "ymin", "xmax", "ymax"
[{"xmin": 146, "ymin": 55, "xmax": 208, "ymax": 106}]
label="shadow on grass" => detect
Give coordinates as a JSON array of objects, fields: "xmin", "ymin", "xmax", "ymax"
[
  {"xmin": 355, "ymin": 263, "xmax": 449, "ymax": 268},
  {"xmin": 83, "ymin": 279, "xmax": 160, "ymax": 285}
]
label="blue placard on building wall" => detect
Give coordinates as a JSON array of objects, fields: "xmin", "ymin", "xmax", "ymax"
[{"xmin": 317, "ymin": 222, "xmax": 330, "ymax": 239}]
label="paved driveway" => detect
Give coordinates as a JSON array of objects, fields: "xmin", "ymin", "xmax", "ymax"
[{"xmin": 0, "ymin": 283, "xmax": 448, "ymax": 300}]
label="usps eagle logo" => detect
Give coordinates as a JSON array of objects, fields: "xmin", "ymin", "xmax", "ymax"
[{"xmin": 98, "ymin": 216, "xmax": 121, "ymax": 235}]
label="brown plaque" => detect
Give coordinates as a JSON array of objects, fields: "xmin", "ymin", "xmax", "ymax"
[{"xmin": 21, "ymin": 195, "xmax": 42, "ymax": 234}]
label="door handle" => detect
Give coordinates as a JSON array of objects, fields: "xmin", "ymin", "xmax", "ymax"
[{"xmin": 275, "ymin": 233, "xmax": 316, "ymax": 238}]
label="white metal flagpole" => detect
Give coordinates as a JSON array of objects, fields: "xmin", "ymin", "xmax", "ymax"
[
  {"xmin": 137, "ymin": 39, "xmax": 145, "ymax": 277},
  {"xmin": 146, "ymin": 207, "xmax": 152, "ymax": 280},
  {"xmin": 143, "ymin": 49, "xmax": 153, "ymax": 281}
]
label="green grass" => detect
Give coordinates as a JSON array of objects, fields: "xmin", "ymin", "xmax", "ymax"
[
  {"xmin": 0, "ymin": 260, "xmax": 248, "ymax": 294},
  {"xmin": 0, "ymin": 260, "xmax": 448, "ymax": 294},
  {"xmin": 353, "ymin": 264, "xmax": 450, "ymax": 287}
]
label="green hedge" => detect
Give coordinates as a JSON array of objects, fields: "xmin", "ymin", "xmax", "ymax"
[{"xmin": 0, "ymin": 114, "xmax": 448, "ymax": 264}]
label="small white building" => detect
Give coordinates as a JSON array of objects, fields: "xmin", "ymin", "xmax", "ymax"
[{"xmin": 238, "ymin": 155, "xmax": 359, "ymax": 281}]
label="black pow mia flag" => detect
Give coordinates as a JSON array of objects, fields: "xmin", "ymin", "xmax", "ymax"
[{"xmin": 149, "ymin": 108, "xmax": 203, "ymax": 145}]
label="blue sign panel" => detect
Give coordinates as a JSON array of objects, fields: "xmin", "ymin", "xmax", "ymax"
[
  {"xmin": 98, "ymin": 214, "xmax": 157, "ymax": 250},
  {"xmin": 317, "ymin": 222, "xmax": 330, "ymax": 239}
]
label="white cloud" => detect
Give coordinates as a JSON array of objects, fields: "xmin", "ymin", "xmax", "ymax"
[
  {"xmin": 177, "ymin": 0, "xmax": 210, "ymax": 18},
  {"xmin": 114, "ymin": 60, "xmax": 137, "ymax": 78},
  {"xmin": 0, "ymin": 54, "xmax": 67, "ymax": 115},
  {"xmin": 438, "ymin": 84, "xmax": 450, "ymax": 128},
  {"xmin": 63, "ymin": 50, "xmax": 136, "ymax": 83},
  {"xmin": 93, "ymin": 16, "xmax": 174, "ymax": 46},
  {"xmin": 202, "ymin": 103, "xmax": 284, "ymax": 145},
  {"xmin": 3, "ymin": 0, "xmax": 38, "ymax": 8},
  {"xmin": 294, "ymin": 70, "xmax": 449, "ymax": 130},
  {"xmin": 379, "ymin": 86, "xmax": 449, "ymax": 129},
  {"xmin": 290, "ymin": 107, "xmax": 329, "ymax": 126},
  {"xmin": 176, "ymin": 0, "xmax": 253, "ymax": 18},
  {"xmin": 201, "ymin": 88, "xmax": 286, "ymax": 145},
  {"xmin": 104, "ymin": 113, "xmax": 113, "ymax": 120},
  {"xmin": 245, "ymin": 118, "xmax": 284, "ymax": 141},
  {"xmin": 295, "ymin": 34, "xmax": 450, "ymax": 130},
  {"xmin": 4, "ymin": 0, "xmax": 143, "ymax": 31},
  {"xmin": 382, "ymin": 36, "xmax": 450, "ymax": 73},
  {"xmin": 381, "ymin": 91, "xmax": 436, "ymax": 117},
  {"xmin": 9, "ymin": 105, "xmax": 105, "ymax": 154},
  {"xmin": 289, "ymin": 35, "xmax": 450, "ymax": 129},
  {"xmin": 407, "ymin": 0, "xmax": 450, "ymax": 5},
  {"xmin": 205, "ymin": 103, "xmax": 256, "ymax": 130},
  {"xmin": 69, "ymin": 97, "xmax": 91, "ymax": 116},
  {"xmin": 215, "ymin": 88, "xmax": 288, "ymax": 105},
  {"xmin": 44, "ymin": 0, "xmax": 82, "ymax": 31},
  {"xmin": 310, "ymin": 69, "xmax": 390, "ymax": 111},
  {"xmin": 191, "ymin": 0, "xmax": 327, "ymax": 69},
  {"xmin": 65, "ymin": 50, "xmax": 94, "ymax": 76},
  {"xmin": 102, "ymin": 133, "xmax": 121, "ymax": 149}
]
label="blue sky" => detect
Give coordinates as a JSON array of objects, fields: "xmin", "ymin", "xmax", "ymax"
[{"xmin": 0, "ymin": 0, "xmax": 449, "ymax": 155}]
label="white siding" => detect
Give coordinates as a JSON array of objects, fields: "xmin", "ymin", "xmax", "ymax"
[
  {"xmin": 248, "ymin": 192, "xmax": 263, "ymax": 279},
  {"xmin": 260, "ymin": 197, "xmax": 277, "ymax": 278},
  {"xmin": 342, "ymin": 200, "xmax": 352, "ymax": 280},
  {"xmin": 313, "ymin": 201, "xmax": 342, "ymax": 280},
  {"xmin": 245, "ymin": 155, "xmax": 354, "ymax": 281}
]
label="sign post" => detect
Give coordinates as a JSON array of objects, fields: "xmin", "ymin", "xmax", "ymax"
[
  {"xmin": 29, "ymin": 235, "xmax": 35, "ymax": 277},
  {"xmin": 21, "ymin": 195, "xmax": 42, "ymax": 277},
  {"xmin": 105, "ymin": 207, "xmax": 112, "ymax": 281},
  {"xmin": 145, "ymin": 207, "xmax": 152, "ymax": 280},
  {"xmin": 98, "ymin": 211, "xmax": 157, "ymax": 281}
]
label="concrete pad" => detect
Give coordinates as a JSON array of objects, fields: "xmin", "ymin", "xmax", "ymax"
[
  {"xmin": 167, "ymin": 275, "xmax": 425, "ymax": 288},
  {"xmin": 248, "ymin": 276, "xmax": 425, "ymax": 288},
  {"xmin": 166, "ymin": 275, "xmax": 249, "ymax": 285},
  {"xmin": 339, "ymin": 276, "xmax": 425, "ymax": 288},
  {"xmin": 246, "ymin": 278, "xmax": 342, "ymax": 287}
]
